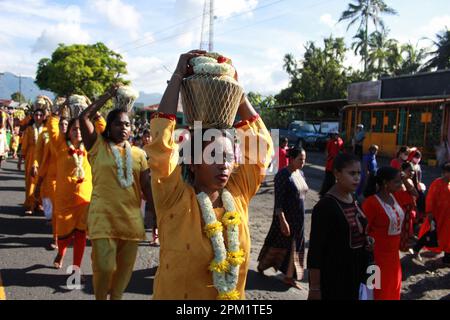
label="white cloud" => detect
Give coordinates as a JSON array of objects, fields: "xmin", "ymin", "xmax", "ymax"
[
  {"xmin": 32, "ymin": 22, "xmax": 91, "ymax": 53},
  {"xmin": 215, "ymin": 0, "xmax": 259, "ymax": 19},
  {"xmin": 123, "ymin": 55, "xmax": 168, "ymax": 93},
  {"xmin": 92, "ymin": 0, "xmax": 141, "ymax": 37},
  {"xmin": 421, "ymin": 15, "xmax": 450, "ymax": 36},
  {"xmin": 320, "ymin": 14, "xmax": 335, "ymax": 28}
]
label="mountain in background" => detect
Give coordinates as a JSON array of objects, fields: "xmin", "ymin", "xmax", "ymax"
[
  {"xmin": 0, "ymin": 72, "xmax": 54, "ymax": 101},
  {"xmin": 0, "ymin": 72, "xmax": 162, "ymax": 105}
]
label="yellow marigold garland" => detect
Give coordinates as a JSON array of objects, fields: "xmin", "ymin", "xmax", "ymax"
[
  {"xmin": 204, "ymin": 221, "xmax": 223, "ymax": 238},
  {"xmin": 209, "ymin": 260, "xmax": 230, "ymax": 273},
  {"xmin": 222, "ymin": 211, "xmax": 241, "ymax": 226},
  {"xmin": 227, "ymin": 249, "xmax": 246, "ymax": 266},
  {"xmin": 218, "ymin": 290, "xmax": 241, "ymax": 300}
]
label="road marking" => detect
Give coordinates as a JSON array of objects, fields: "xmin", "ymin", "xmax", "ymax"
[{"xmin": 0, "ymin": 272, "xmax": 5, "ymax": 300}]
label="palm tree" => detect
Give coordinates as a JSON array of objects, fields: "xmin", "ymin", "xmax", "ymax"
[
  {"xmin": 423, "ymin": 28, "xmax": 450, "ymax": 71},
  {"xmin": 351, "ymin": 29, "xmax": 367, "ymax": 58},
  {"xmin": 367, "ymin": 29, "xmax": 399, "ymax": 78},
  {"xmin": 398, "ymin": 42, "xmax": 428, "ymax": 75},
  {"xmin": 339, "ymin": 0, "xmax": 397, "ymax": 72}
]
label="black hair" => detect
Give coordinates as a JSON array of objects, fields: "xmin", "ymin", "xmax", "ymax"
[
  {"xmin": 413, "ymin": 150, "xmax": 422, "ymax": 159},
  {"xmin": 65, "ymin": 118, "xmax": 79, "ymax": 141},
  {"xmin": 333, "ymin": 152, "xmax": 360, "ymax": 172},
  {"xmin": 442, "ymin": 162, "xmax": 450, "ymax": 173},
  {"xmin": 401, "ymin": 161, "xmax": 414, "ymax": 172},
  {"xmin": 182, "ymin": 128, "xmax": 237, "ymax": 184},
  {"xmin": 375, "ymin": 166, "xmax": 400, "ymax": 189},
  {"xmin": 101, "ymin": 109, "xmax": 129, "ymax": 141},
  {"xmin": 143, "ymin": 129, "xmax": 150, "ymax": 136},
  {"xmin": 28, "ymin": 108, "xmax": 46, "ymax": 127},
  {"xmin": 280, "ymin": 137, "xmax": 288, "ymax": 145},
  {"xmin": 287, "ymin": 147, "xmax": 305, "ymax": 160},
  {"xmin": 396, "ymin": 146, "xmax": 409, "ymax": 158}
]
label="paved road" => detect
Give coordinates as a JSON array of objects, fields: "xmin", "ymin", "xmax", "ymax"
[
  {"xmin": 0, "ymin": 157, "xmax": 313, "ymax": 300},
  {"xmin": 0, "ymin": 153, "xmax": 443, "ymax": 300}
]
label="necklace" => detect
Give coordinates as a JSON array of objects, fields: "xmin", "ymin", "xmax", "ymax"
[
  {"xmin": 196, "ymin": 189, "xmax": 245, "ymax": 300},
  {"xmin": 67, "ymin": 141, "xmax": 86, "ymax": 184},
  {"xmin": 109, "ymin": 141, "xmax": 134, "ymax": 188},
  {"xmin": 33, "ymin": 124, "xmax": 43, "ymax": 144}
]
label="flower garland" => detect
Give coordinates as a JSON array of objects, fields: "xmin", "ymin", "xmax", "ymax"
[
  {"xmin": 67, "ymin": 141, "xmax": 86, "ymax": 184},
  {"xmin": 196, "ymin": 189, "xmax": 246, "ymax": 300},
  {"xmin": 33, "ymin": 124, "xmax": 43, "ymax": 144},
  {"xmin": 109, "ymin": 141, "xmax": 134, "ymax": 188},
  {"xmin": 190, "ymin": 52, "xmax": 235, "ymax": 77}
]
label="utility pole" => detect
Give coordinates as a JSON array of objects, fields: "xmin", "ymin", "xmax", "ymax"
[
  {"xmin": 200, "ymin": 0, "xmax": 215, "ymax": 51},
  {"xmin": 209, "ymin": 0, "xmax": 214, "ymax": 52}
]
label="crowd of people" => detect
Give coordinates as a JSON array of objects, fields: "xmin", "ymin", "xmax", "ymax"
[
  {"xmin": 1, "ymin": 50, "xmax": 449, "ymax": 301},
  {"xmin": 260, "ymin": 125, "xmax": 450, "ymax": 300}
]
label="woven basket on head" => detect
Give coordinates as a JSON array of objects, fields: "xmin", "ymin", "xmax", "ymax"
[{"xmin": 181, "ymin": 74, "xmax": 243, "ymax": 129}]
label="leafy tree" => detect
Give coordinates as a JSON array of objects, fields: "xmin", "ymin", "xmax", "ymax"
[
  {"xmin": 11, "ymin": 92, "xmax": 27, "ymax": 103},
  {"xmin": 277, "ymin": 37, "xmax": 350, "ymax": 105},
  {"xmin": 367, "ymin": 29, "xmax": 400, "ymax": 77},
  {"xmin": 423, "ymin": 28, "xmax": 450, "ymax": 71},
  {"xmin": 35, "ymin": 42, "xmax": 129, "ymax": 99},
  {"xmin": 397, "ymin": 42, "xmax": 428, "ymax": 75},
  {"xmin": 339, "ymin": 0, "xmax": 397, "ymax": 72}
]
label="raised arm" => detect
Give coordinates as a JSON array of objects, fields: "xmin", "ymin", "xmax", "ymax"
[
  {"xmin": 79, "ymin": 87, "xmax": 116, "ymax": 151},
  {"xmin": 157, "ymin": 50, "xmax": 205, "ymax": 115}
]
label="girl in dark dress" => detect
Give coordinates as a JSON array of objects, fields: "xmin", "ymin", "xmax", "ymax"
[
  {"xmin": 307, "ymin": 153, "xmax": 373, "ymax": 300},
  {"xmin": 257, "ymin": 147, "xmax": 308, "ymax": 288}
]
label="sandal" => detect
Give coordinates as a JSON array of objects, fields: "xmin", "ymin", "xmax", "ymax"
[
  {"xmin": 150, "ymin": 234, "xmax": 160, "ymax": 246},
  {"xmin": 53, "ymin": 254, "xmax": 63, "ymax": 269},
  {"xmin": 282, "ymin": 277, "xmax": 303, "ymax": 290}
]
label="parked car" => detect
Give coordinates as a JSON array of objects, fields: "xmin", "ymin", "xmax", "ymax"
[{"xmin": 279, "ymin": 121, "xmax": 328, "ymax": 150}]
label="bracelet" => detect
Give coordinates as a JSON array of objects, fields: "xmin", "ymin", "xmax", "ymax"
[{"xmin": 172, "ymin": 73, "xmax": 184, "ymax": 81}]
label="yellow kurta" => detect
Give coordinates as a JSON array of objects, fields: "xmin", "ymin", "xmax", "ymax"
[
  {"xmin": 145, "ymin": 116, "xmax": 273, "ymax": 300},
  {"xmin": 22, "ymin": 124, "xmax": 47, "ymax": 209},
  {"xmin": 87, "ymin": 134, "xmax": 147, "ymax": 241},
  {"xmin": 47, "ymin": 116, "xmax": 92, "ymax": 237},
  {"xmin": 34, "ymin": 131, "xmax": 55, "ymax": 199},
  {"xmin": 35, "ymin": 117, "xmax": 106, "ymax": 202}
]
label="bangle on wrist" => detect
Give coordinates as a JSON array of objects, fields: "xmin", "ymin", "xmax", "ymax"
[{"xmin": 172, "ymin": 73, "xmax": 184, "ymax": 81}]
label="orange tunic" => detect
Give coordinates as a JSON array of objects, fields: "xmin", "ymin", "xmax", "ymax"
[
  {"xmin": 362, "ymin": 195, "xmax": 404, "ymax": 300},
  {"xmin": 21, "ymin": 124, "xmax": 47, "ymax": 209},
  {"xmin": 47, "ymin": 116, "xmax": 92, "ymax": 237},
  {"xmin": 421, "ymin": 178, "xmax": 450, "ymax": 252},
  {"xmin": 145, "ymin": 115, "xmax": 273, "ymax": 300}
]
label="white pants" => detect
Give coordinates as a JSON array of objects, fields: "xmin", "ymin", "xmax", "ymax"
[{"xmin": 42, "ymin": 198, "xmax": 53, "ymax": 220}]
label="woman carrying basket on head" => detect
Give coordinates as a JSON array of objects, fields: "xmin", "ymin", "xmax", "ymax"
[{"xmin": 145, "ymin": 50, "xmax": 273, "ymax": 300}]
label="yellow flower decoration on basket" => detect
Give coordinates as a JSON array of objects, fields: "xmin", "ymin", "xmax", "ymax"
[
  {"xmin": 204, "ymin": 221, "xmax": 223, "ymax": 238},
  {"xmin": 222, "ymin": 211, "xmax": 241, "ymax": 226},
  {"xmin": 218, "ymin": 290, "xmax": 241, "ymax": 300},
  {"xmin": 209, "ymin": 260, "xmax": 230, "ymax": 274},
  {"xmin": 227, "ymin": 249, "xmax": 246, "ymax": 266}
]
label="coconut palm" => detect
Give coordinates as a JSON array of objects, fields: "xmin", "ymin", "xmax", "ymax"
[
  {"xmin": 423, "ymin": 28, "xmax": 450, "ymax": 71},
  {"xmin": 398, "ymin": 42, "xmax": 429, "ymax": 75},
  {"xmin": 367, "ymin": 29, "xmax": 399, "ymax": 78},
  {"xmin": 339, "ymin": 0, "xmax": 397, "ymax": 72}
]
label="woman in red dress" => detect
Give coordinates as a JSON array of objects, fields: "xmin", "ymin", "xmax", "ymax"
[
  {"xmin": 362, "ymin": 167, "xmax": 404, "ymax": 300},
  {"xmin": 395, "ymin": 162, "xmax": 419, "ymax": 252},
  {"xmin": 390, "ymin": 146, "xmax": 409, "ymax": 170}
]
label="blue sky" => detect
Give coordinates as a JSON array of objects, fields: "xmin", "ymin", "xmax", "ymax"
[{"xmin": 1, "ymin": 0, "xmax": 449, "ymax": 96}]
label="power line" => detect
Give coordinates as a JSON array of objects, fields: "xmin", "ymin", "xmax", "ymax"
[
  {"xmin": 118, "ymin": 0, "xmax": 288, "ymax": 54},
  {"xmin": 131, "ymin": 0, "xmax": 341, "ymax": 88}
]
